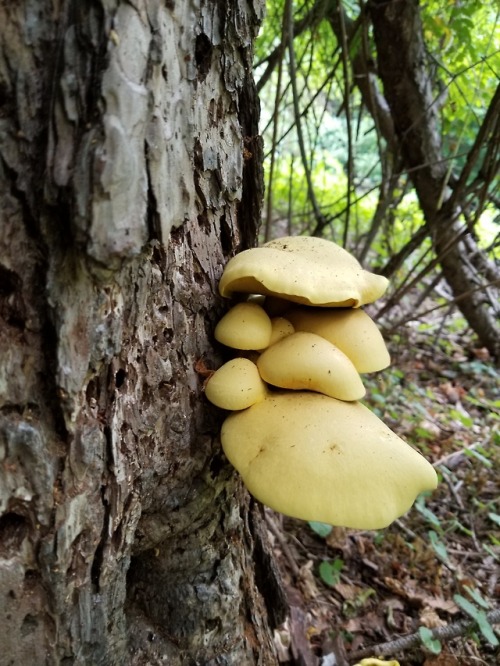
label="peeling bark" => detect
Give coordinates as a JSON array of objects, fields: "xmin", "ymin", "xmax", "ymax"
[{"xmin": 0, "ymin": 1, "xmax": 284, "ymax": 664}]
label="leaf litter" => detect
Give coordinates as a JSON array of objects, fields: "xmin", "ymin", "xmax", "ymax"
[{"xmin": 269, "ymin": 312, "xmax": 499, "ymax": 665}]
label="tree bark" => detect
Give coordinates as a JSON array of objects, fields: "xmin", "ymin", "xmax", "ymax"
[
  {"xmin": 0, "ymin": 1, "xmax": 284, "ymax": 664},
  {"xmin": 368, "ymin": 0, "xmax": 500, "ymax": 360}
]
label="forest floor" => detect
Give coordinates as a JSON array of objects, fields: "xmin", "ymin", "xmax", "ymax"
[{"xmin": 268, "ymin": 307, "xmax": 499, "ymax": 666}]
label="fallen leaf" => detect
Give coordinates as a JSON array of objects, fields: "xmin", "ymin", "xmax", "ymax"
[
  {"xmin": 420, "ymin": 607, "xmax": 446, "ymax": 629},
  {"xmin": 298, "ymin": 560, "xmax": 320, "ymax": 601},
  {"xmin": 344, "ymin": 611, "xmax": 386, "ymax": 635},
  {"xmin": 423, "ymin": 650, "xmax": 460, "ymax": 666},
  {"xmin": 274, "ymin": 620, "xmax": 291, "ymax": 663},
  {"xmin": 334, "ymin": 583, "xmax": 365, "ymax": 601},
  {"xmin": 289, "ymin": 606, "xmax": 319, "ymax": 666}
]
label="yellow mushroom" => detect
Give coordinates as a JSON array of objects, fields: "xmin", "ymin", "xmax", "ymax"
[
  {"xmin": 268, "ymin": 317, "xmax": 295, "ymax": 346},
  {"xmin": 221, "ymin": 392, "xmax": 438, "ymax": 529},
  {"xmin": 214, "ymin": 302, "xmax": 272, "ymax": 350},
  {"xmin": 257, "ymin": 331, "xmax": 365, "ymax": 401},
  {"xmin": 286, "ymin": 307, "xmax": 390, "ymax": 373},
  {"xmin": 205, "ymin": 358, "xmax": 268, "ymax": 410},
  {"xmin": 219, "ymin": 236, "xmax": 388, "ymax": 307}
]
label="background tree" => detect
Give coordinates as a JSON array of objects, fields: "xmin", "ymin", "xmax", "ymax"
[
  {"xmin": 257, "ymin": 0, "xmax": 500, "ymax": 360},
  {"xmin": 0, "ymin": 1, "xmax": 284, "ymax": 664}
]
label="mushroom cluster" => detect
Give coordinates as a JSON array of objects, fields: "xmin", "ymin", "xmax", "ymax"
[{"xmin": 206, "ymin": 236, "xmax": 438, "ymax": 530}]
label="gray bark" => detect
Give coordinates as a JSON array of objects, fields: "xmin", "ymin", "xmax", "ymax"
[{"xmin": 0, "ymin": 1, "xmax": 283, "ymax": 664}]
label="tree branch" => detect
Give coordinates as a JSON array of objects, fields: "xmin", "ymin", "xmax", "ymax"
[
  {"xmin": 286, "ymin": 0, "xmax": 327, "ymax": 234},
  {"xmin": 349, "ymin": 608, "xmax": 500, "ymax": 661},
  {"xmin": 449, "ymin": 83, "xmax": 500, "ymax": 209}
]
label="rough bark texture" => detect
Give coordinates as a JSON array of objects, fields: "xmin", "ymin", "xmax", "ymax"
[
  {"xmin": 368, "ymin": 0, "xmax": 500, "ymax": 360},
  {"xmin": 0, "ymin": 1, "xmax": 284, "ymax": 664}
]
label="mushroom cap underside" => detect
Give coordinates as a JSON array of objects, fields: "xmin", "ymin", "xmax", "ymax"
[{"xmin": 219, "ymin": 236, "xmax": 388, "ymax": 307}]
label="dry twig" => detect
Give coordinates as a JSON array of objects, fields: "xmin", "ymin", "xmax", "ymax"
[{"xmin": 349, "ymin": 608, "xmax": 500, "ymax": 660}]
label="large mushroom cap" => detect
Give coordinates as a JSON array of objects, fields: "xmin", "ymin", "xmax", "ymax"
[
  {"xmin": 221, "ymin": 392, "xmax": 437, "ymax": 529},
  {"xmin": 219, "ymin": 236, "xmax": 388, "ymax": 307},
  {"xmin": 286, "ymin": 307, "xmax": 390, "ymax": 373}
]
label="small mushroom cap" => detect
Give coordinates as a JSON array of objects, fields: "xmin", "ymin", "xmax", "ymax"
[
  {"xmin": 221, "ymin": 392, "xmax": 438, "ymax": 529},
  {"xmin": 257, "ymin": 331, "xmax": 365, "ymax": 401},
  {"xmin": 205, "ymin": 358, "xmax": 268, "ymax": 410},
  {"xmin": 268, "ymin": 317, "xmax": 295, "ymax": 346},
  {"xmin": 215, "ymin": 302, "xmax": 272, "ymax": 350},
  {"xmin": 219, "ymin": 236, "xmax": 388, "ymax": 307},
  {"xmin": 287, "ymin": 307, "xmax": 390, "ymax": 373}
]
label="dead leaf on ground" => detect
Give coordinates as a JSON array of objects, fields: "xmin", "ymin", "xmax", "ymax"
[
  {"xmin": 419, "ymin": 607, "xmax": 446, "ymax": 629},
  {"xmin": 344, "ymin": 611, "xmax": 387, "ymax": 637},
  {"xmin": 298, "ymin": 560, "xmax": 320, "ymax": 601},
  {"xmin": 289, "ymin": 606, "xmax": 319, "ymax": 666},
  {"xmin": 334, "ymin": 582, "xmax": 365, "ymax": 601},
  {"xmin": 423, "ymin": 650, "xmax": 460, "ymax": 666}
]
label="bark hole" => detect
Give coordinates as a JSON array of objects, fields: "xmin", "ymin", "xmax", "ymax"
[
  {"xmin": 0, "ymin": 512, "xmax": 29, "ymax": 557},
  {"xmin": 21, "ymin": 614, "xmax": 38, "ymax": 637},
  {"xmin": 115, "ymin": 368, "xmax": 126, "ymax": 388},
  {"xmin": 0, "ymin": 265, "xmax": 25, "ymax": 328},
  {"xmin": 195, "ymin": 33, "xmax": 213, "ymax": 81},
  {"xmin": 219, "ymin": 214, "xmax": 233, "ymax": 256}
]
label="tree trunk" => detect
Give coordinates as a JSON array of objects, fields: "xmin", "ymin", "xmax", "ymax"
[
  {"xmin": 0, "ymin": 2, "xmax": 284, "ymax": 664},
  {"xmin": 368, "ymin": 0, "xmax": 500, "ymax": 360}
]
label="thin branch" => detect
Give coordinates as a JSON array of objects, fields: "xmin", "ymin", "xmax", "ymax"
[
  {"xmin": 286, "ymin": 0, "xmax": 327, "ymax": 233},
  {"xmin": 256, "ymin": 0, "xmax": 334, "ymax": 92},
  {"xmin": 337, "ymin": 2, "xmax": 353, "ymax": 247},
  {"xmin": 349, "ymin": 608, "xmax": 500, "ymax": 661},
  {"xmin": 448, "ymin": 82, "xmax": 500, "ymax": 209},
  {"xmin": 399, "ymin": 277, "xmax": 500, "ymax": 324},
  {"xmin": 262, "ymin": 60, "xmax": 340, "ymax": 159},
  {"xmin": 264, "ymin": 0, "xmax": 290, "ymax": 242}
]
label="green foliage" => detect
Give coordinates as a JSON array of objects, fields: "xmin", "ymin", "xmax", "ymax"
[
  {"xmin": 488, "ymin": 512, "xmax": 500, "ymax": 528},
  {"xmin": 418, "ymin": 626, "xmax": 442, "ymax": 655},
  {"xmin": 318, "ymin": 558, "xmax": 344, "ymax": 587},
  {"xmin": 428, "ymin": 530, "xmax": 449, "ymax": 563},
  {"xmin": 453, "ymin": 593, "xmax": 499, "ymax": 646},
  {"xmin": 463, "ymin": 446, "xmax": 493, "ymax": 468},
  {"xmin": 255, "ymin": 0, "xmax": 500, "ymax": 320},
  {"xmin": 415, "ymin": 496, "xmax": 442, "ymax": 532},
  {"xmin": 309, "ymin": 521, "xmax": 333, "ymax": 538}
]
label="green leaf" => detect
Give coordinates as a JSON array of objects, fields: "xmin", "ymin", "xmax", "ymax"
[
  {"xmin": 449, "ymin": 408, "xmax": 473, "ymax": 427},
  {"xmin": 488, "ymin": 512, "xmax": 500, "ymax": 527},
  {"xmin": 309, "ymin": 521, "xmax": 333, "ymax": 538},
  {"xmin": 416, "ymin": 499, "xmax": 442, "ymax": 530},
  {"xmin": 464, "ymin": 448, "xmax": 492, "ymax": 468},
  {"xmin": 464, "ymin": 585, "xmax": 490, "ymax": 610},
  {"xmin": 476, "ymin": 615, "xmax": 500, "ymax": 647},
  {"xmin": 454, "ymin": 593, "xmax": 482, "ymax": 620},
  {"xmin": 454, "ymin": 595, "xmax": 499, "ymax": 646},
  {"xmin": 419, "ymin": 626, "xmax": 442, "ymax": 654},
  {"xmin": 428, "ymin": 530, "xmax": 449, "ymax": 563},
  {"xmin": 319, "ymin": 558, "xmax": 343, "ymax": 587}
]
